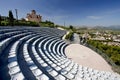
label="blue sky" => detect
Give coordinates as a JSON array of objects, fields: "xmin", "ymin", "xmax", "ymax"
[{"xmin": 0, "ymin": 0, "xmax": 120, "ymax": 26}]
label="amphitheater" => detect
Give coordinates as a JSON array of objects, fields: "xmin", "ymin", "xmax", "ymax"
[{"xmin": 0, "ymin": 27, "xmax": 120, "ymax": 80}]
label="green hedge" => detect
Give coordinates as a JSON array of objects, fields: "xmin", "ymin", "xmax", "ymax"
[
  {"xmin": 87, "ymin": 40, "xmax": 120, "ymax": 66},
  {"xmin": 65, "ymin": 31, "xmax": 74, "ymax": 40}
]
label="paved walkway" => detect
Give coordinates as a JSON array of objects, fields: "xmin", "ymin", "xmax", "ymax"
[
  {"xmin": 72, "ymin": 33, "xmax": 80, "ymax": 44},
  {"xmin": 65, "ymin": 44, "xmax": 113, "ymax": 72}
]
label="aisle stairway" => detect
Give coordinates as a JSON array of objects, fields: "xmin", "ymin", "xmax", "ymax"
[{"xmin": 0, "ymin": 27, "xmax": 120, "ymax": 80}]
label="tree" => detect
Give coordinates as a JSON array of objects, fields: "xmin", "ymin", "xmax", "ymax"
[
  {"xmin": 9, "ymin": 10, "xmax": 14, "ymax": 26},
  {"xmin": 69, "ymin": 25, "xmax": 73, "ymax": 30},
  {"xmin": 21, "ymin": 18, "xmax": 26, "ymax": 21},
  {"xmin": 0, "ymin": 15, "xmax": 1, "ymax": 26}
]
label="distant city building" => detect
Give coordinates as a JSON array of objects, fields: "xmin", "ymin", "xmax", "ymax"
[
  {"xmin": 26, "ymin": 10, "xmax": 42, "ymax": 23},
  {"xmin": 82, "ymin": 33, "xmax": 91, "ymax": 39}
]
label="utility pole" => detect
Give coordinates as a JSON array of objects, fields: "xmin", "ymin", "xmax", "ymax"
[
  {"xmin": 15, "ymin": 9, "xmax": 18, "ymax": 22},
  {"xmin": 64, "ymin": 21, "xmax": 65, "ymax": 27}
]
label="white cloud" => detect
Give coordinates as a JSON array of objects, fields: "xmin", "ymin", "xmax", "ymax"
[
  {"xmin": 40, "ymin": 14, "xmax": 69, "ymax": 25},
  {"xmin": 87, "ymin": 16, "xmax": 103, "ymax": 19},
  {"xmin": 105, "ymin": 9, "xmax": 120, "ymax": 14},
  {"xmin": 41, "ymin": 12, "xmax": 69, "ymax": 21}
]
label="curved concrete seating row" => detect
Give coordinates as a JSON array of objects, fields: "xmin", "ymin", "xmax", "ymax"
[
  {"xmin": 0, "ymin": 27, "xmax": 120, "ymax": 80},
  {"xmin": 0, "ymin": 30, "xmax": 34, "ymax": 80},
  {"xmin": 31, "ymin": 36, "xmax": 67, "ymax": 80}
]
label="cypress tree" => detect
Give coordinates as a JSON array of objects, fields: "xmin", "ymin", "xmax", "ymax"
[
  {"xmin": 9, "ymin": 10, "xmax": 14, "ymax": 26},
  {"xmin": 0, "ymin": 15, "xmax": 1, "ymax": 26}
]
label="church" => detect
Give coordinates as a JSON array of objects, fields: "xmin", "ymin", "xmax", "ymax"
[{"xmin": 26, "ymin": 10, "xmax": 42, "ymax": 23}]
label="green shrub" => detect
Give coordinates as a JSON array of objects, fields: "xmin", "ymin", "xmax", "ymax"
[
  {"xmin": 65, "ymin": 31, "xmax": 74, "ymax": 40},
  {"xmin": 87, "ymin": 40, "xmax": 120, "ymax": 66}
]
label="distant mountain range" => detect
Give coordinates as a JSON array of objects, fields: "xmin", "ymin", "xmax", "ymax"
[
  {"xmin": 107, "ymin": 25, "xmax": 120, "ymax": 30},
  {"xmin": 92, "ymin": 25, "xmax": 120, "ymax": 30},
  {"xmin": 77, "ymin": 25, "xmax": 120, "ymax": 30}
]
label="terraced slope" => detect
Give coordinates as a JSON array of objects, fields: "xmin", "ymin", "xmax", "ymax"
[{"xmin": 0, "ymin": 27, "xmax": 120, "ymax": 80}]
